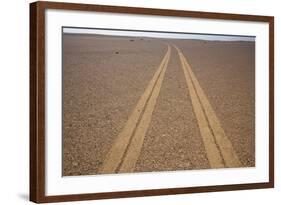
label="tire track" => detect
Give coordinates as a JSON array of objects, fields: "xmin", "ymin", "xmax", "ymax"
[
  {"xmin": 99, "ymin": 45, "xmax": 171, "ymax": 174},
  {"xmin": 174, "ymin": 45, "xmax": 242, "ymax": 168}
]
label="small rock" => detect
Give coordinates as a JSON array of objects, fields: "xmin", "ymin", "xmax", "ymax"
[{"xmin": 72, "ymin": 161, "xmax": 78, "ymax": 167}]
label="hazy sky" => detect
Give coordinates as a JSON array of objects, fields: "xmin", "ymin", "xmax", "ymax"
[{"xmin": 63, "ymin": 27, "xmax": 255, "ymax": 42}]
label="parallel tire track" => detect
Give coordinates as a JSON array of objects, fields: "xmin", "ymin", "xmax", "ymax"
[
  {"xmin": 174, "ymin": 45, "xmax": 242, "ymax": 168},
  {"xmin": 99, "ymin": 45, "xmax": 171, "ymax": 174}
]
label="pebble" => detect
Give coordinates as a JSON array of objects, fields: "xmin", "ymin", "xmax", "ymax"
[{"xmin": 72, "ymin": 161, "xmax": 78, "ymax": 167}]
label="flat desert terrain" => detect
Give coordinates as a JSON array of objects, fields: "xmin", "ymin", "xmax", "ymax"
[{"xmin": 62, "ymin": 33, "xmax": 255, "ymax": 176}]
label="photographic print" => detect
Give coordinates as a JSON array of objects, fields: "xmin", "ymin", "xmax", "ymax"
[
  {"xmin": 62, "ymin": 28, "xmax": 255, "ymax": 176},
  {"xmin": 30, "ymin": 2, "xmax": 273, "ymax": 202}
]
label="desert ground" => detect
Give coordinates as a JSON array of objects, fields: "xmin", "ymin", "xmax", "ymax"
[{"xmin": 62, "ymin": 33, "xmax": 255, "ymax": 176}]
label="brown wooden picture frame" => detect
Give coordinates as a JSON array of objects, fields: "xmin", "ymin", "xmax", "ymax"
[{"xmin": 30, "ymin": 1, "xmax": 274, "ymax": 203}]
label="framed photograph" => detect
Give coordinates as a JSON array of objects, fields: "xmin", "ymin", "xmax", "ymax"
[{"xmin": 30, "ymin": 1, "xmax": 274, "ymax": 203}]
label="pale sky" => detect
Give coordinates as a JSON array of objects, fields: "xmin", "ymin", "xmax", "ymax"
[{"xmin": 63, "ymin": 27, "xmax": 255, "ymax": 42}]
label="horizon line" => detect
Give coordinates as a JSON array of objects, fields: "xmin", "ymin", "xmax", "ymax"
[{"xmin": 63, "ymin": 27, "xmax": 255, "ymax": 42}]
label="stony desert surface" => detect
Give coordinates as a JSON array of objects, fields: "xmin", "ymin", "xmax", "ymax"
[{"xmin": 62, "ymin": 33, "xmax": 255, "ymax": 176}]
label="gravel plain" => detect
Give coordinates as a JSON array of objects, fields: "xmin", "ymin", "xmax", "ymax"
[{"xmin": 63, "ymin": 34, "xmax": 255, "ymax": 176}]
